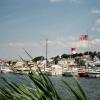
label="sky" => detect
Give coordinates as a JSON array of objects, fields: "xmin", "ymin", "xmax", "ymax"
[{"xmin": 0, "ymin": 0, "xmax": 100, "ymax": 59}]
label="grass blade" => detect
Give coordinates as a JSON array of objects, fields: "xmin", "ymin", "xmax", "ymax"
[{"xmin": 61, "ymin": 78, "xmax": 84, "ymax": 100}]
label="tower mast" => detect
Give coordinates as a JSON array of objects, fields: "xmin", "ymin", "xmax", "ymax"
[{"xmin": 44, "ymin": 38, "xmax": 48, "ymax": 71}]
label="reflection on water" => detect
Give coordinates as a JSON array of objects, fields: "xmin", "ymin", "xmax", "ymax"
[{"xmin": 0, "ymin": 73, "xmax": 100, "ymax": 100}]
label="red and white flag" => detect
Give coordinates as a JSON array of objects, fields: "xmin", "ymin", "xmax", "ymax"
[
  {"xmin": 71, "ymin": 48, "xmax": 77, "ymax": 54},
  {"xmin": 80, "ymin": 35, "xmax": 88, "ymax": 41}
]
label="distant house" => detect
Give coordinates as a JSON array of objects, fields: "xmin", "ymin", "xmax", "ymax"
[
  {"xmin": 15, "ymin": 61, "xmax": 25, "ymax": 67},
  {"xmin": 51, "ymin": 65, "xmax": 63, "ymax": 75}
]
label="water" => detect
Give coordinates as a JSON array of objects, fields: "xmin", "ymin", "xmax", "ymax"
[
  {"xmin": 0, "ymin": 73, "xmax": 100, "ymax": 100},
  {"xmin": 50, "ymin": 76, "xmax": 100, "ymax": 100}
]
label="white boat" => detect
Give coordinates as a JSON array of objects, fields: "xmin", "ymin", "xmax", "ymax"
[
  {"xmin": 13, "ymin": 67, "xmax": 30, "ymax": 74},
  {"xmin": 62, "ymin": 68, "xmax": 78, "ymax": 77},
  {"xmin": 88, "ymin": 70, "xmax": 100, "ymax": 78},
  {"xmin": 0, "ymin": 67, "xmax": 13, "ymax": 73}
]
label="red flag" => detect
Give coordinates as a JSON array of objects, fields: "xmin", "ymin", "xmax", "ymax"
[
  {"xmin": 71, "ymin": 48, "xmax": 77, "ymax": 54},
  {"xmin": 80, "ymin": 35, "xmax": 88, "ymax": 40}
]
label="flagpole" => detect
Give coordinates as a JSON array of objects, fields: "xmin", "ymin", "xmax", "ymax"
[
  {"xmin": 80, "ymin": 34, "xmax": 89, "ymax": 69},
  {"xmin": 46, "ymin": 38, "xmax": 48, "ymax": 68},
  {"xmin": 87, "ymin": 31, "xmax": 89, "ymax": 59},
  {"xmin": 87, "ymin": 30, "xmax": 89, "ymax": 70}
]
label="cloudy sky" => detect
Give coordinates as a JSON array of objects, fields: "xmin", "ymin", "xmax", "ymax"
[{"xmin": 0, "ymin": 0, "xmax": 100, "ymax": 59}]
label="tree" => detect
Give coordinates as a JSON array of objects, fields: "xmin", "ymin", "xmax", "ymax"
[
  {"xmin": 61, "ymin": 54, "xmax": 70, "ymax": 59},
  {"xmin": 33, "ymin": 56, "xmax": 44, "ymax": 62},
  {"xmin": 53, "ymin": 55, "xmax": 60, "ymax": 64}
]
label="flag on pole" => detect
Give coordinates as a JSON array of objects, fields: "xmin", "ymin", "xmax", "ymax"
[
  {"xmin": 80, "ymin": 35, "xmax": 88, "ymax": 41},
  {"xmin": 71, "ymin": 48, "xmax": 77, "ymax": 54}
]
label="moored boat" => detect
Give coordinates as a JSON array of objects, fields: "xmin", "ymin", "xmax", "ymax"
[
  {"xmin": 78, "ymin": 70, "xmax": 89, "ymax": 77},
  {"xmin": 88, "ymin": 70, "xmax": 100, "ymax": 78},
  {"xmin": 0, "ymin": 67, "xmax": 13, "ymax": 73}
]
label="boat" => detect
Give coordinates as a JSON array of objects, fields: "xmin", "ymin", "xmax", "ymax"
[
  {"xmin": 88, "ymin": 70, "xmax": 100, "ymax": 78},
  {"xmin": 78, "ymin": 69, "xmax": 89, "ymax": 77},
  {"xmin": 0, "ymin": 67, "xmax": 13, "ymax": 73},
  {"xmin": 12, "ymin": 67, "xmax": 30, "ymax": 74},
  {"xmin": 62, "ymin": 67, "xmax": 78, "ymax": 77},
  {"xmin": 0, "ymin": 63, "xmax": 13, "ymax": 73},
  {"xmin": 62, "ymin": 70, "xmax": 73, "ymax": 76}
]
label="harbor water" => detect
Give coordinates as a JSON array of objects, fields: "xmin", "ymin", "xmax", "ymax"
[{"xmin": 0, "ymin": 73, "xmax": 100, "ymax": 100}]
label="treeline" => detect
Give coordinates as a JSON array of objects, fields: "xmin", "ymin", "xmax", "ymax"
[
  {"xmin": 31, "ymin": 51, "xmax": 100, "ymax": 62},
  {"xmin": 61, "ymin": 51, "xmax": 100, "ymax": 60},
  {"xmin": 5, "ymin": 51, "xmax": 100, "ymax": 66}
]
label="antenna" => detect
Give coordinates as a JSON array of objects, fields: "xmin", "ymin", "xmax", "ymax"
[
  {"xmin": 46, "ymin": 38, "xmax": 48, "ymax": 68},
  {"xmin": 44, "ymin": 38, "xmax": 48, "ymax": 72}
]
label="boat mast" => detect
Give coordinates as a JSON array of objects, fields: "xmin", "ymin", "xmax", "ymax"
[
  {"xmin": 87, "ymin": 31, "xmax": 89, "ymax": 70},
  {"xmin": 87, "ymin": 34, "xmax": 89, "ymax": 57},
  {"xmin": 45, "ymin": 39, "xmax": 48, "ymax": 70}
]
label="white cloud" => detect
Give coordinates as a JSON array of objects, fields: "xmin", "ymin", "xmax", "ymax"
[
  {"xmin": 0, "ymin": 38, "xmax": 100, "ymax": 59},
  {"xmin": 49, "ymin": 0, "xmax": 82, "ymax": 3},
  {"xmin": 91, "ymin": 27, "xmax": 95, "ymax": 31},
  {"xmin": 36, "ymin": 38, "xmax": 99, "ymax": 48},
  {"xmin": 95, "ymin": 27, "xmax": 100, "ymax": 32},
  {"xmin": 0, "ymin": 42, "xmax": 40, "ymax": 48},
  {"xmin": 91, "ymin": 19, "xmax": 100, "ymax": 32},
  {"xmin": 91, "ymin": 39, "xmax": 100, "ymax": 45},
  {"xmin": 0, "ymin": 37, "xmax": 100, "ymax": 50},
  {"xmin": 49, "ymin": 0, "xmax": 64, "ymax": 3},
  {"xmin": 91, "ymin": 9, "xmax": 100, "ymax": 15},
  {"xmin": 46, "ymin": 37, "xmax": 100, "ymax": 48},
  {"xmin": 91, "ymin": 27, "xmax": 100, "ymax": 32},
  {"xmin": 70, "ymin": 0, "xmax": 82, "ymax": 3},
  {"xmin": 95, "ymin": 19, "xmax": 100, "ymax": 25}
]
